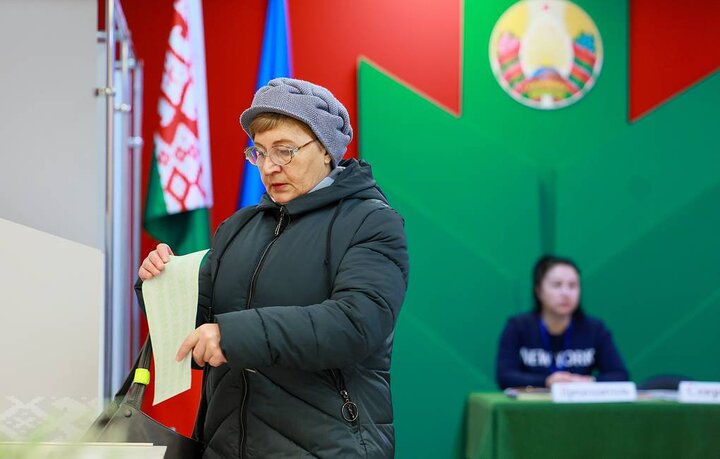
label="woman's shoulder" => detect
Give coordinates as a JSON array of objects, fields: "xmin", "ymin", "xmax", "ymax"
[
  {"xmin": 505, "ymin": 311, "xmax": 538, "ymax": 329},
  {"xmin": 574, "ymin": 313, "xmax": 610, "ymax": 332},
  {"xmin": 340, "ymin": 195, "xmax": 405, "ymax": 236}
]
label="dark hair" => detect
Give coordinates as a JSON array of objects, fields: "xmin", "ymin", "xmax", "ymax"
[{"xmin": 532, "ymin": 255, "xmax": 583, "ymax": 317}]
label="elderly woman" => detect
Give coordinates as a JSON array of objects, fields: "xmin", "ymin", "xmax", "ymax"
[
  {"xmin": 496, "ymin": 255, "xmax": 628, "ymax": 389},
  {"xmin": 138, "ymin": 78, "xmax": 409, "ymax": 458}
]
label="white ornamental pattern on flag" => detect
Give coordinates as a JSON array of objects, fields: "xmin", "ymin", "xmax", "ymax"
[{"xmin": 153, "ymin": 0, "xmax": 213, "ymax": 214}]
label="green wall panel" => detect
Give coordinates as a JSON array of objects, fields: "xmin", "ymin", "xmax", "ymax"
[{"xmin": 358, "ymin": 0, "xmax": 720, "ymax": 457}]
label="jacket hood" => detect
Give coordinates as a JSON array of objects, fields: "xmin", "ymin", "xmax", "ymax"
[{"xmin": 257, "ymin": 159, "xmax": 387, "ymax": 215}]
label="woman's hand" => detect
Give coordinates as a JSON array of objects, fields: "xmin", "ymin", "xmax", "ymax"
[
  {"xmin": 545, "ymin": 371, "xmax": 595, "ymax": 387},
  {"xmin": 138, "ymin": 243, "xmax": 174, "ymax": 280},
  {"xmin": 176, "ymin": 323, "xmax": 228, "ymax": 368}
]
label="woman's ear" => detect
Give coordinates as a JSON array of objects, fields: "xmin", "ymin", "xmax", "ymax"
[{"xmin": 324, "ymin": 151, "xmax": 332, "ymax": 165}]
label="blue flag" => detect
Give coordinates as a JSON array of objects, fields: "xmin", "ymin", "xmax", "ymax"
[{"xmin": 237, "ymin": 0, "xmax": 293, "ymax": 208}]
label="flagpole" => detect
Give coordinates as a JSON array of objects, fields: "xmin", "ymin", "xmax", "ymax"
[
  {"xmin": 131, "ymin": 61, "xmax": 144, "ymax": 361},
  {"xmin": 102, "ymin": 0, "xmax": 116, "ymax": 401}
]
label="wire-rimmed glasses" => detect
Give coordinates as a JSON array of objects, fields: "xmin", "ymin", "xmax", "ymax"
[{"xmin": 244, "ymin": 139, "xmax": 317, "ymax": 166}]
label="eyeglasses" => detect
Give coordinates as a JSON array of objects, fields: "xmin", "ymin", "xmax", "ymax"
[{"xmin": 244, "ymin": 139, "xmax": 317, "ymax": 166}]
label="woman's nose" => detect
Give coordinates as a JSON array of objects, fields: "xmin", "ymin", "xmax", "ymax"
[{"xmin": 260, "ymin": 158, "xmax": 281, "ymax": 174}]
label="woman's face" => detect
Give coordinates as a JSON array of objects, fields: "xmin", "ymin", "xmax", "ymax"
[
  {"xmin": 536, "ymin": 264, "xmax": 580, "ymax": 317},
  {"xmin": 254, "ymin": 121, "xmax": 332, "ymax": 204}
]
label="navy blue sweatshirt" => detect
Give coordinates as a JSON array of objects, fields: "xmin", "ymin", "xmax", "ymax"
[{"xmin": 496, "ymin": 312, "xmax": 629, "ymax": 389}]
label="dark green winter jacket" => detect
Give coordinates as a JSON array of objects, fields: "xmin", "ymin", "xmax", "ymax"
[{"xmin": 194, "ymin": 159, "xmax": 409, "ymax": 458}]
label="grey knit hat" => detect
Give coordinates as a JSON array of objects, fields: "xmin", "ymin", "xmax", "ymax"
[{"xmin": 239, "ymin": 78, "xmax": 353, "ymax": 165}]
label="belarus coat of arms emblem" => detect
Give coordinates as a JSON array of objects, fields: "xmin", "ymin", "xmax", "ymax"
[{"xmin": 489, "ymin": 0, "xmax": 603, "ymax": 109}]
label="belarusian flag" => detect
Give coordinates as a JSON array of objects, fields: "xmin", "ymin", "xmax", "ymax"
[
  {"xmin": 141, "ymin": 0, "xmax": 211, "ymax": 436},
  {"xmin": 144, "ymin": 0, "xmax": 212, "ymax": 255}
]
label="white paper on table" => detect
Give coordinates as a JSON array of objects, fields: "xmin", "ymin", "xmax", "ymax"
[{"xmin": 141, "ymin": 249, "xmax": 209, "ymax": 405}]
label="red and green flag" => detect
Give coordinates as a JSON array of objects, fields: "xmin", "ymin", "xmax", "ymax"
[{"xmin": 144, "ymin": 0, "xmax": 212, "ymax": 255}]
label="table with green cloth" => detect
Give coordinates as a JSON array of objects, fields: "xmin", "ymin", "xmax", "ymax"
[{"xmin": 466, "ymin": 392, "xmax": 720, "ymax": 459}]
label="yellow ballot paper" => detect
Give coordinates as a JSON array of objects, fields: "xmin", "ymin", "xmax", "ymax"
[{"xmin": 141, "ymin": 249, "xmax": 209, "ymax": 405}]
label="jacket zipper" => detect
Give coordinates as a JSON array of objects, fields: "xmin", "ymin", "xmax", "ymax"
[
  {"xmin": 245, "ymin": 206, "xmax": 286, "ymax": 309},
  {"xmin": 239, "ymin": 206, "xmax": 287, "ymax": 458},
  {"xmin": 329, "ymin": 369, "xmax": 359, "ymax": 423}
]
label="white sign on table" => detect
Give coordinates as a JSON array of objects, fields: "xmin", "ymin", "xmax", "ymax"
[
  {"xmin": 551, "ymin": 382, "xmax": 637, "ymax": 403},
  {"xmin": 678, "ymin": 381, "xmax": 720, "ymax": 404}
]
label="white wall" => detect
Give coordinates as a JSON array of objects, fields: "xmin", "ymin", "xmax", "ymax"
[
  {"xmin": 0, "ymin": 0, "xmax": 103, "ymax": 250},
  {"xmin": 0, "ymin": 0, "xmax": 103, "ymax": 441}
]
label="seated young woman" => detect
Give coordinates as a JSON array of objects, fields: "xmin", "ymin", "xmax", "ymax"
[{"xmin": 496, "ymin": 255, "xmax": 629, "ymax": 389}]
